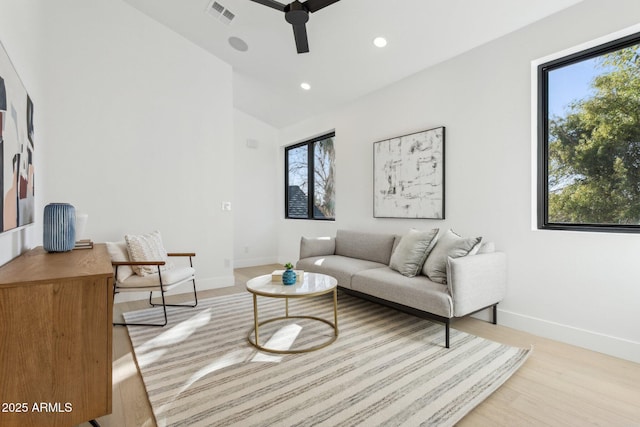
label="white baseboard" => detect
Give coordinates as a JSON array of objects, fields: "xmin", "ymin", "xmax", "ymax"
[
  {"xmin": 113, "ymin": 275, "xmax": 235, "ymax": 303},
  {"xmin": 234, "ymin": 256, "xmax": 279, "ymax": 269},
  {"xmin": 497, "ymin": 309, "xmax": 640, "ymax": 364},
  {"xmin": 197, "ymin": 275, "xmax": 237, "ymax": 290}
]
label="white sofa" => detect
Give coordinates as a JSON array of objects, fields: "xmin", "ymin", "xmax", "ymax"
[{"xmin": 296, "ymin": 229, "xmax": 507, "ymax": 348}]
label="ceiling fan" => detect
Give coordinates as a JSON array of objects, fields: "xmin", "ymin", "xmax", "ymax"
[{"xmin": 249, "ymin": 0, "xmax": 341, "ymax": 54}]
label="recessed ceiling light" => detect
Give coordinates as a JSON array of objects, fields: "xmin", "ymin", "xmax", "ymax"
[
  {"xmin": 373, "ymin": 37, "xmax": 387, "ymax": 48},
  {"xmin": 300, "ymin": 82, "xmax": 311, "ymax": 90},
  {"xmin": 228, "ymin": 36, "xmax": 248, "ymax": 52}
]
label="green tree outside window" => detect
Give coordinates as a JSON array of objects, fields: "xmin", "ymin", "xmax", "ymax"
[{"xmin": 540, "ymin": 34, "xmax": 640, "ymax": 232}]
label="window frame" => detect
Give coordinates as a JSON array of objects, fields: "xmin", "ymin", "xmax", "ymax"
[
  {"xmin": 537, "ymin": 31, "xmax": 640, "ymax": 233},
  {"xmin": 284, "ymin": 132, "xmax": 336, "ymax": 221}
]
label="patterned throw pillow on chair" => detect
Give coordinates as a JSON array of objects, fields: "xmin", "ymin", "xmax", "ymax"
[{"xmin": 125, "ymin": 230, "xmax": 173, "ymax": 276}]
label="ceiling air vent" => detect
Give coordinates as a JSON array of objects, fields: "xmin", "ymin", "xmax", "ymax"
[
  {"xmin": 206, "ymin": 1, "xmax": 235, "ymax": 25},
  {"xmin": 221, "ymin": 9, "xmax": 235, "ymax": 25}
]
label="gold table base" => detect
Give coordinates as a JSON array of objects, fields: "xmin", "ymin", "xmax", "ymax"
[{"xmin": 247, "ymin": 288, "xmax": 338, "ymax": 354}]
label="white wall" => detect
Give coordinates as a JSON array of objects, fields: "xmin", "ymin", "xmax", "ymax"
[
  {"xmin": 0, "ymin": 0, "xmax": 44, "ymax": 266},
  {"xmin": 0, "ymin": 0, "xmax": 235, "ymax": 293},
  {"xmin": 233, "ymin": 109, "xmax": 279, "ymax": 268},
  {"xmin": 277, "ymin": 0, "xmax": 640, "ymax": 362}
]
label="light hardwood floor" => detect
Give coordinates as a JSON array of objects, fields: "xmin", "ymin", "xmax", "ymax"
[{"xmin": 82, "ymin": 265, "xmax": 640, "ymax": 427}]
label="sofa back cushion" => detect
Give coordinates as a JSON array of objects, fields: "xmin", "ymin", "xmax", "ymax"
[
  {"xmin": 335, "ymin": 229, "xmax": 396, "ymax": 264},
  {"xmin": 299, "ymin": 236, "xmax": 336, "ymax": 259}
]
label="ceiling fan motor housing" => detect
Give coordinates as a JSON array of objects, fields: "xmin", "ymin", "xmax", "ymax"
[
  {"xmin": 249, "ymin": 0, "xmax": 339, "ymax": 53},
  {"xmin": 285, "ymin": 1, "xmax": 309, "ymax": 25}
]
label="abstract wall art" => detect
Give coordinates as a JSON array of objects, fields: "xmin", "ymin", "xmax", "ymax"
[
  {"xmin": 0, "ymin": 40, "xmax": 35, "ymax": 233},
  {"xmin": 373, "ymin": 126, "xmax": 445, "ymax": 219}
]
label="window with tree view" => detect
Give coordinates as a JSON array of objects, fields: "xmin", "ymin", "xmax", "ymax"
[
  {"xmin": 538, "ymin": 32, "xmax": 640, "ymax": 232},
  {"xmin": 285, "ymin": 132, "xmax": 335, "ymax": 220}
]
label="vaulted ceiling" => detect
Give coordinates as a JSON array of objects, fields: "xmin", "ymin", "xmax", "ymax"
[{"xmin": 124, "ymin": 0, "xmax": 583, "ymax": 128}]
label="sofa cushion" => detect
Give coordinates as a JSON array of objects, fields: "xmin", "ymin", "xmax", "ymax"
[
  {"xmin": 296, "ymin": 255, "xmax": 387, "ymax": 289},
  {"xmin": 300, "ymin": 236, "xmax": 336, "ymax": 259},
  {"xmin": 389, "ymin": 228, "xmax": 439, "ymax": 277},
  {"xmin": 334, "ymin": 229, "xmax": 396, "ymax": 264},
  {"xmin": 423, "ymin": 229, "xmax": 482, "ymax": 284},
  {"xmin": 117, "ymin": 267, "xmax": 195, "ymax": 290},
  {"xmin": 351, "ymin": 267, "xmax": 453, "ymax": 318}
]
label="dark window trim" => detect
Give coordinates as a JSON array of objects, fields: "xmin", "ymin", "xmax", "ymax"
[
  {"xmin": 285, "ymin": 132, "xmax": 336, "ymax": 221},
  {"xmin": 537, "ymin": 31, "xmax": 640, "ymax": 233}
]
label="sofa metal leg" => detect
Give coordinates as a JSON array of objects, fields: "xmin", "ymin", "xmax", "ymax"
[
  {"xmin": 445, "ymin": 321, "xmax": 450, "ymax": 348},
  {"xmin": 492, "ymin": 304, "xmax": 498, "ymax": 325}
]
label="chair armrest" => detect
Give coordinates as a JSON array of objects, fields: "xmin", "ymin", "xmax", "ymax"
[
  {"xmin": 447, "ymin": 252, "xmax": 507, "ymax": 317},
  {"xmin": 112, "ymin": 260, "xmax": 166, "ymax": 266},
  {"xmin": 167, "ymin": 252, "xmax": 196, "ymax": 257}
]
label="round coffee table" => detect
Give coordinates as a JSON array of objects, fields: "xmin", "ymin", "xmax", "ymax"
[{"xmin": 246, "ymin": 272, "xmax": 338, "ymax": 354}]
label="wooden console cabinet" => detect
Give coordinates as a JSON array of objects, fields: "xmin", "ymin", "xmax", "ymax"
[{"xmin": 0, "ymin": 244, "xmax": 114, "ymax": 427}]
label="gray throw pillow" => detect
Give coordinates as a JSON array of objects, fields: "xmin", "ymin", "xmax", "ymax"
[
  {"xmin": 423, "ymin": 229, "xmax": 482, "ymax": 284},
  {"xmin": 477, "ymin": 241, "xmax": 495, "ymax": 254},
  {"xmin": 389, "ymin": 228, "xmax": 439, "ymax": 277}
]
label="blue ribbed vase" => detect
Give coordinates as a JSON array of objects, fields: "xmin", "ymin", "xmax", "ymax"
[
  {"xmin": 43, "ymin": 203, "xmax": 76, "ymax": 252},
  {"xmin": 282, "ymin": 268, "xmax": 297, "ymax": 286}
]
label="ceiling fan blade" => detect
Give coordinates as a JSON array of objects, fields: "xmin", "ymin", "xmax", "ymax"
[
  {"xmin": 291, "ymin": 23, "xmax": 309, "ymax": 54},
  {"xmin": 303, "ymin": 0, "xmax": 340, "ymax": 13},
  {"xmin": 249, "ymin": 0, "xmax": 286, "ymax": 12}
]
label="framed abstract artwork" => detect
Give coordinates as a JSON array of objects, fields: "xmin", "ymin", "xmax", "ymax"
[
  {"xmin": 373, "ymin": 126, "xmax": 445, "ymax": 219},
  {"xmin": 0, "ymin": 40, "xmax": 35, "ymax": 233}
]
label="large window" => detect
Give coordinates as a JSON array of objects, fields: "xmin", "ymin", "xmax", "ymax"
[
  {"xmin": 285, "ymin": 132, "xmax": 335, "ymax": 220},
  {"xmin": 538, "ymin": 32, "xmax": 640, "ymax": 233}
]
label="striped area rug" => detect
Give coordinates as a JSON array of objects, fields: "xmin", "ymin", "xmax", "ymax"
[{"xmin": 124, "ymin": 292, "xmax": 531, "ymax": 427}]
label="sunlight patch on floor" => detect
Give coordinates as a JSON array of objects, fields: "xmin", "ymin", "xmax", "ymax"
[
  {"xmin": 157, "ymin": 348, "xmax": 254, "ymax": 416},
  {"xmin": 251, "ymin": 323, "xmax": 302, "ymax": 361},
  {"xmin": 251, "ymin": 352, "xmax": 283, "ymax": 363},
  {"xmin": 112, "ymin": 352, "xmax": 138, "ymax": 387},
  {"xmin": 172, "ymin": 324, "xmax": 301, "ymax": 391},
  {"xmin": 135, "ymin": 308, "xmax": 212, "ymax": 368}
]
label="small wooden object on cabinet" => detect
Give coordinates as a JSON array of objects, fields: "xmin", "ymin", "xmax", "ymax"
[{"xmin": 0, "ymin": 244, "xmax": 114, "ymax": 427}]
